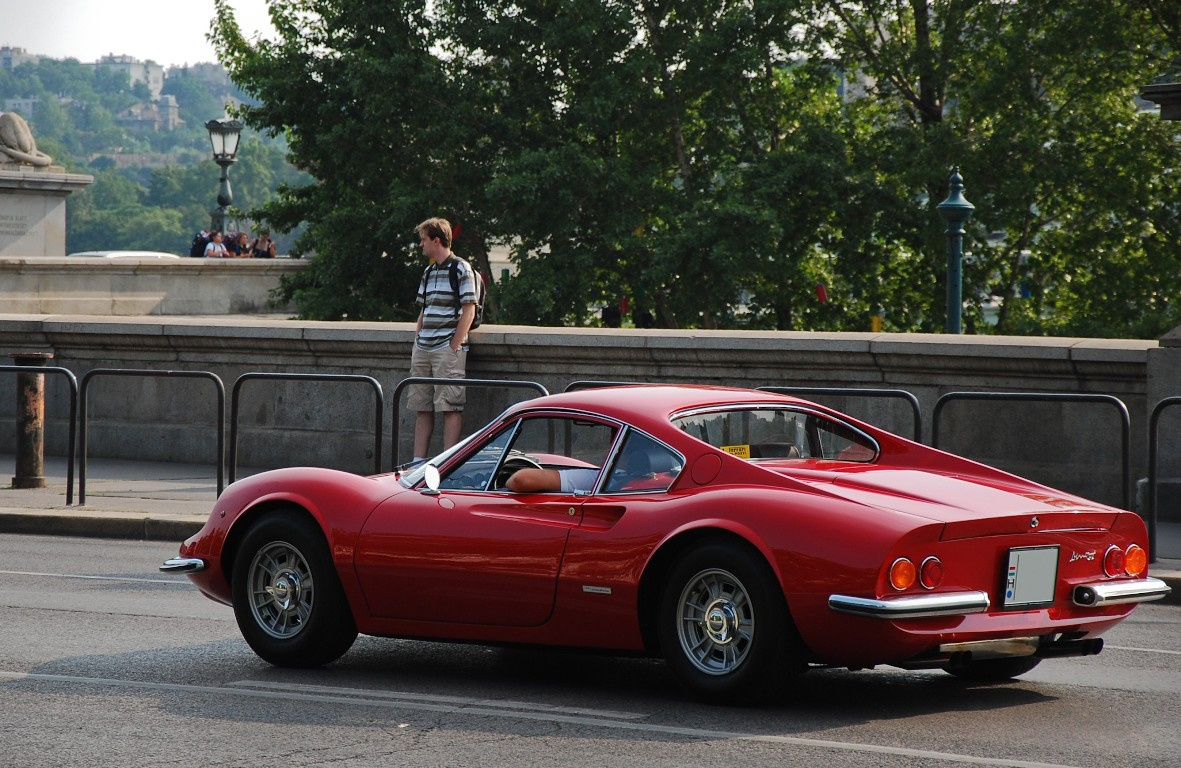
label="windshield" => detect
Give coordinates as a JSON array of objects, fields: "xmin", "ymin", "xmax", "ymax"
[
  {"xmin": 672, "ymin": 405, "xmax": 878, "ymax": 462},
  {"xmin": 398, "ymin": 431, "xmax": 482, "ymax": 488}
]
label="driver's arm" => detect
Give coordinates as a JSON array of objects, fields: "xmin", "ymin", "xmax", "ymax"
[{"xmin": 506, "ymin": 468, "xmax": 562, "ymax": 493}]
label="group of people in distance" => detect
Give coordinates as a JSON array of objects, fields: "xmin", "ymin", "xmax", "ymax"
[{"xmin": 202, "ymin": 230, "xmax": 277, "ymax": 259}]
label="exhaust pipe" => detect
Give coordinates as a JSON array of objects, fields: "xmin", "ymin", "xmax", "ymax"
[{"xmin": 1035, "ymin": 638, "xmax": 1104, "ymax": 659}]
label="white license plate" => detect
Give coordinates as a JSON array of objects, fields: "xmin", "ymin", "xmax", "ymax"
[{"xmin": 1003, "ymin": 546, "xmax": 1059, "ymax": 608}]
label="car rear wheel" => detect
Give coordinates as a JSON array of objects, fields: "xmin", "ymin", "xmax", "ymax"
[
  {"xmin": 944, "ymin": 656, "xmax": 1041, "ymax": 682},
  {"xmin": 232, "ymin": 510, "xmax": 357, "ymax": 667},
  {"xmin": 658, "ymin": 541, "xmax": 798, "ymax": 704}
]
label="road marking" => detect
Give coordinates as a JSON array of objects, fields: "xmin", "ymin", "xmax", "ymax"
[
  {"xmin": 1104, "ymin": 644, "xmax": 1181, "ymax": 656},
  {"xmin": 0, "ymin": 569, "xmax": 178, "ymax": 585},
  {"xmin": 230, "ymin": 679, "xmax": 648, "ymax": 719},
  {"xmin": 0, "ymin": 669, "xmax": 1082, "ymax": 768}
]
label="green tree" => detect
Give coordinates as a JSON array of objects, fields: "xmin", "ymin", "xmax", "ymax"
[{"xmin": 810, "ymin": 0, "xmax": 1181, "ymax": 336}]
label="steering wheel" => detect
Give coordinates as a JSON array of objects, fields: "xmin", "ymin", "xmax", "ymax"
[{"xmin": 494, "ymin": 451, "xmax": 542, "ymax": 489}]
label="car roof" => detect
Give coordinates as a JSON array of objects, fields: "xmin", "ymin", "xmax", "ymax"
[{"xmin": 507, "ymin": 384, "xmax": 806, "ymax": 434}]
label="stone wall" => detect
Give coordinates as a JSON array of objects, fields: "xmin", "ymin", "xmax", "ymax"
[
  {"xmin": 0, "ymin": 257, "xmax": 304, "ymax": 315},
  {"xmin": 0, "ymin": 314, "xmax": 1160, "ymax": 513}
]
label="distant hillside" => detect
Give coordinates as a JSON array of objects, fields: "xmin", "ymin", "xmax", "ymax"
[{"xmin": 1, "ymin": 52, "xmax": 307, "ymax": 256}]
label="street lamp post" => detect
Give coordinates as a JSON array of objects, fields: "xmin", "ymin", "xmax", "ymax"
[
  {"xmin": 205, "ymin": 117, "xmax": 244, "ymax": 234},
  {"xmin": 936, "ymin": 166, "xmax": 975, "ymax": 334}
]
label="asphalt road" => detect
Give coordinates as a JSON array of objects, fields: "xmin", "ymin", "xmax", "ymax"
[{"xmin": 1, "ymin": 534, "xmax": 1178, "ymax": 768}]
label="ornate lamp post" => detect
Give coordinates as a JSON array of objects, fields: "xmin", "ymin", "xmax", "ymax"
[
  {"xmin": 936, "ymin": 167, "xmax": 975, "ymax": 334},
  {"xmin": 205, "ymin": 117, "xmax": 244, "ymax": 234}
]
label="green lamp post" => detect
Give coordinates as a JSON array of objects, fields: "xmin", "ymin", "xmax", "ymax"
[{"xmin": 936, "ymin": 167, "xmax": 975, "ymax": 334}]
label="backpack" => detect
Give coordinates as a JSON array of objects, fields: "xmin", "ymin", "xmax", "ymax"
[
  {"xmin": 422, "ymin": 256, "xmax": 486, "ymax": 329},
  {"xmin": 189, "ymin": 231, "xmax": 210, "ymax": 258}
]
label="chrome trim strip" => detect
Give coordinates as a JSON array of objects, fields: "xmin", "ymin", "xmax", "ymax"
[
  {"xmin": 160, "ymin": 557, "xmax": 206, "ymax": 573},
  {"xmin": 828, "ymin": 590, "xmax": 990, "ymax": 619},
  {"xmin": 1072, "ymin": 577, "xmax": 1171, "ymax": 607}
]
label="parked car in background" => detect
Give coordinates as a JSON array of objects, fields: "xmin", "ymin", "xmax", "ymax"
[
  {"xmin": 68, "ymin": 251, "xmax": 181, "ymax": 259},
  {"xmin": 163, "ymin": 385, "xmax": 1169, "ymax": 703}
]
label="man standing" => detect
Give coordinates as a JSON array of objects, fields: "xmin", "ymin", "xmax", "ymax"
[{"xmin": 409, "ymin": 217, "xmax": 478, "ymax": 462}]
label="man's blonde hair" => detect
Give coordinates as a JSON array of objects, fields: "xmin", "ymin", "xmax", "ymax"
[{"xmin": 415, "ymin": 217, "xmax": 452, "ymax": 248}]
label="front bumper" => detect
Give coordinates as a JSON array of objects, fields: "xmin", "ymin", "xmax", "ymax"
[{"xmin": 160, "ymin": 557, "xmax": 206, "ymax": 573}]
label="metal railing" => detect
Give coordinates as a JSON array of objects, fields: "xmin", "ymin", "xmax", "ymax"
[
  {"xmin": 78, "ymin": 369, "xmax": 226, "ymax": 504},
  {"xmin": 933, "ymin": 391, "xmax": 1132, "ymax": 511},
  {"xmin": 391, "ymin": 377, "xmax": 549, "ymax": 468},
  {"xmin": 229, "ymin": 372, "xmax": 385, "ymax": 484},
  {"xmin": 0, "ymin": 364, "xmax": 79, "ymax": 505},
  {"xmin": 1147, "ymin": 397, "xmax": 1181, "ymax": 561}
]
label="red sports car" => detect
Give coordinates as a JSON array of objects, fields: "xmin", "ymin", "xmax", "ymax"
[{"xmin": 163, "ymin": 385, "xmax": 1169, "ymax": 702}]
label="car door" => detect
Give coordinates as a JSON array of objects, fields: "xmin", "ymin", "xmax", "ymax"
[{"xmin": 353, "ymin": 414, "xmax": 617, "ymax": 627}]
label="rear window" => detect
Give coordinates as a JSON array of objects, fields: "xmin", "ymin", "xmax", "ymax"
[{"xmin": 672, "ymin": 406, "xmax": 878, "ymax": 462}]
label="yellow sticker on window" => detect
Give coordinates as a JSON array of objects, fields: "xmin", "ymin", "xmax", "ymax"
[{"xmin": 721, "ymin": 444, "xmax": 751, "ymax": 459}]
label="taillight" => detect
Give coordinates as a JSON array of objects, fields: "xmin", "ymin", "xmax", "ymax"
[
  {"xmin": 919, "ymin": 556, "xmax": 944, "ymax": 589},
  {"xmin": 1124, "ymin": 544, "xmax": 1147, "ymax": 577},
  {"xmin": 889, "ymin": 558, "xmax": 916, "ymax": 591},
  {"xmin": 1102, "ymin": 545, "xmax": 1125, "ymax": 577}
]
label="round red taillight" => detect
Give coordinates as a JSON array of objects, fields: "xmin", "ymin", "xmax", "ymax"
[
  {"xmin": 1124, "ymin": 544, "xmax": 1147, "ymax": 577},
  {"xmin": 889, "ymin": 558, "xmax": 917, "ymax": 591},
  {"xmin": 1102, "ymin": 545, "xmax": 1125, "ymax": 578},
  {"xmin": 919, "ymin": 556, "xmax": 944, "ymax": 589}
]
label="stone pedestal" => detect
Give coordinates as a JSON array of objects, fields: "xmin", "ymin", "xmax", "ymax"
[{"xmin": 0, "ymin": 165, "xmax": 94, "ymax": 257}]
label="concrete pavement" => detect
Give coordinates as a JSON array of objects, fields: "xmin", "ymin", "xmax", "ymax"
[{"xmin": 1, "ymin": 452, "xmax": 1178, "ymax": 603}]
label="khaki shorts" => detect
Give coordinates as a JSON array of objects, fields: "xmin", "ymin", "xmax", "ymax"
[{"xmin": 408, "ymin": 344, "xmax": 468, "ymax": 412}]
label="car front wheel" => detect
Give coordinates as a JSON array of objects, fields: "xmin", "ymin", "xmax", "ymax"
[
  {"xmin": 232, "ymin": 510, "xmax": 357, "ymax": 667},
  {"xmin": 658, "ymin": 541, "xmax": 798, "ymax": 703}
]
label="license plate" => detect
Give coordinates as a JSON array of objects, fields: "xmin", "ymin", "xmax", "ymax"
[{"xmin": 1003, "ymin": 546, "xmax": 1059, "ymax": 609}]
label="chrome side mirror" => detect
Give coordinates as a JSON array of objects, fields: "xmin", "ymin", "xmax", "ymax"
[{"xmin": 422, "ymin": 464, "xmax": 441, "ymax": 495}]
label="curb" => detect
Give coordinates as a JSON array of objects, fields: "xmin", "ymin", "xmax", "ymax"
[{"xmin": 0, "ymin": 511, "xmax": 203, "ymax": 542}]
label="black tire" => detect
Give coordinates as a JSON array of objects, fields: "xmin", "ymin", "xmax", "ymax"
[
  {"xmin": 658, "ymin": 541, "xmax": 799, "ymax": 704},
  {"xmin": 231, "ymin": 510, "xmax": 358, "ymax": 667},
  {"xmin": 944, "ymin": 656, "xmax": 1041, "ymax": 682}
]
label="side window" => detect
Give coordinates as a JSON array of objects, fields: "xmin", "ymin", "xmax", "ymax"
[
  {"xmin": 603, "ymin": 431, "xmax": 683, "ymax": 494},
  {"xmin": 672, "ymin": 407, "xmax": 877, "ymax": 463},
  {"xmin": 440, "ymin": 415, "xmax": 618, "ymax": 493}
]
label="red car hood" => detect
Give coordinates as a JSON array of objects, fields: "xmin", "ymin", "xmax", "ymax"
[{"xmin": 783, "ymin": 467, "xmax": 1119, "ymax": 539}]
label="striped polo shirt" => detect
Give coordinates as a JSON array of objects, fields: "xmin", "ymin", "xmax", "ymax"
[{"xmin": 415, "ymin": 256, "xmax": 478, "ymax": 350}]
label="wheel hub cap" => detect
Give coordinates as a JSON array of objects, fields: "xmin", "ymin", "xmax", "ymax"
[
  {"xmin": 704, "ymin": 600, "xmax": 739, "ymax": 645},
  {"xmin": 268, "ymin": 570, "xmax": 301, "ymax": 611}
]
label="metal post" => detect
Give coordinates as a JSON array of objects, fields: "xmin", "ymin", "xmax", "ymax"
[
  {"xmin": 10, "ymin": 352, "xmax": 53, "ymax": 489},
  {"xmin": 936, "ymin": 167, "xmax": 975, "ymax": 334},
  {"xmin": 209, "ymin": 158, "xmax": 234, "ymax": 234}
]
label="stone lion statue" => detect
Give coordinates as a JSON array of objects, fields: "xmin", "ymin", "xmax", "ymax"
[{"xmin": 0, "ymin": 111, "xmax": 53, "ymax": 167}]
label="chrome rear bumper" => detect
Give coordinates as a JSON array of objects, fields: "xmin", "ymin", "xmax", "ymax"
[
  {"xmin": 160, "ymin": 557, "xmax": 206, "ymax": 573},
  {"xmin": 828, "ymin": 590, "xmax": 990, "ymax": 619},
  {"xmin": 1072, "ymin": 577, "xmax": 1171, "ymax": 607}
]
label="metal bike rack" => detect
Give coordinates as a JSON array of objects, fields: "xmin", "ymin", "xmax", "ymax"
[
  {"xmin": 1147, "ymin": 396, "xmax": 1181, "ymax": 562},
  {"xmin": 78, "ymin": 369, "xmax": 226, "ymax": 504},
  {"xmin": 228, "ymin": 372, "xmax": 384, "ymax": 483},
  {"xmin": 933, "ymin": 391, "xmax": 1131, "ymax": 511}
]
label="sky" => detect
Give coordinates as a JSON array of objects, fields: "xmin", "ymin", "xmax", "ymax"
[{"xmin": 0, "ymin": 0, "xmax": 275, "ymax": 68}]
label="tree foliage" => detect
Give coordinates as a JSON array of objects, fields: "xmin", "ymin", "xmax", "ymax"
[{"xmin": 215, "ymin": 1, "xmax": 1180, "ymax": 336}]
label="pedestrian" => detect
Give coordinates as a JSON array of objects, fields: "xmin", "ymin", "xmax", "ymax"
[
  {"xmin": 228, "ymin": 231, "xmax": 251, "ymax": 257},
  {"xmin": 408, "ymin": 217, "xmax": 478, "ymax": 462},
  {"xmin": 249, "ymin": 230, "xmax": 277, "ymax": 259},
  {"xmin": 203, "ymin": 231, "xmax": 229, "ymax": 258}
]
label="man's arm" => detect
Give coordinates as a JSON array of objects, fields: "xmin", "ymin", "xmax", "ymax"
[
  {"xmin": 451, "ymin": 302, "xmax": 476, "ymax": 351},
  {"xmin": 506, "ymin": 468, "xmax": 562, "ymax": 493}
]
